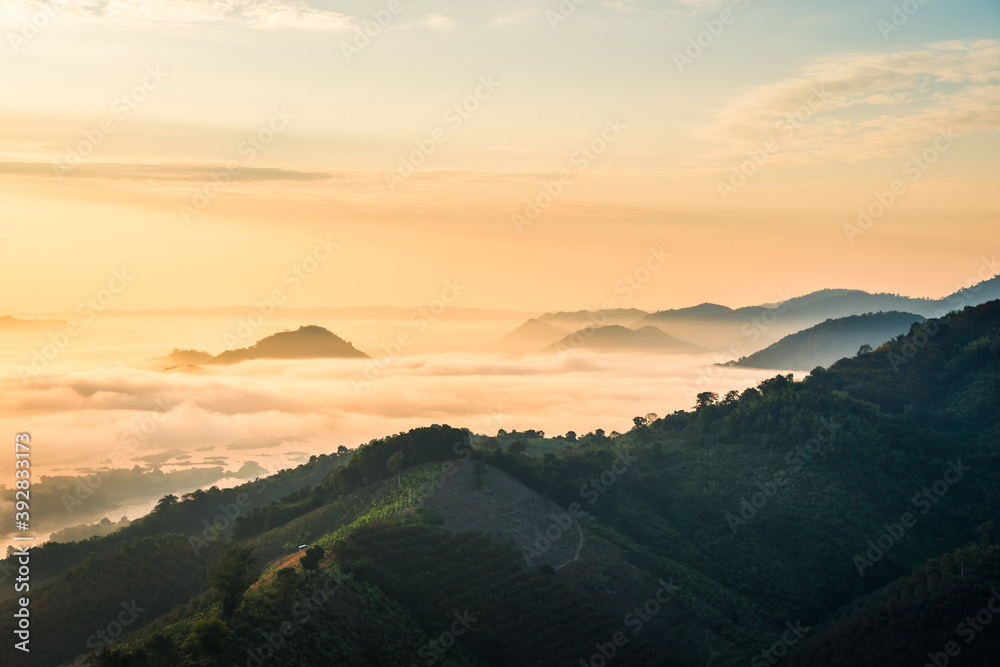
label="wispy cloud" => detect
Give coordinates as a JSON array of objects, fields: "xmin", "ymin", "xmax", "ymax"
[
  {"xmin": 698, "ymin": 39, "xmax": 1000, "ymax": 166},
  {"xmin": 419, "ymin": 13, "xmax": 459, "ymax": 31},
  {"xmin": 0, "ymin": 0, "xmax": 352, "ymax": 31},
  {"xmin": 491, "ymin": 9, "xmax": 537, "ymax": 25},
  {"xmin": 0, "ymin": 160, "xmax": 331, "ymax": 182},
  {"xmin": 599, "ymin": 0, "xmax": 724, "ymax": 13}
]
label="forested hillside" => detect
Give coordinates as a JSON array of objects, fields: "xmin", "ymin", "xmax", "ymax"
[{"xmin": 2, "ymin": 301, "xmax": 997, "ymax": 666}]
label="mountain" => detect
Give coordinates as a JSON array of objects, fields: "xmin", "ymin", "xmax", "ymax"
[
  {"xmin": 149, "ymin": 325, "xmax": 368, "ymax": 368},
  {"xmin": 213, "ymin": 325, "xmax": 368, "ymax": 363},
  {"xmin": 490, "ymin": 318, "xmax": 568, "ymax": 354},
  {"xmin": 536, "ymin": 308, "xmax": 648, "ymax": 330},
  {"xmin": 4, "ymin": 301, "xmax": 999, "ymax": 666},
  {"xmin": 726, "ymin": 311, "xmax": 926, "ymax": 370},
  {"xmin": 157, "ymin": 348, "xmax": 215, "ymax": 368},
  {"xmin": 638, "ymin": 274, "xmax": 1000, "ymax": 354},
  {"xmin": 544, "ymin": 324, "xmax": 700, "ymax": 354},
  {"xmin": 0, "ymin": 315, "xmax": 67, "ymax": 329}
]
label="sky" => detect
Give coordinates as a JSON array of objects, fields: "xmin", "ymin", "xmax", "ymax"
[{"xmin": 0, "ymin": 0, "xmax": 998, "ymax": 314}]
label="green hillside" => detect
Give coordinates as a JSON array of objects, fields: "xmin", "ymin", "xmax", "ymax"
[{"xmin": 2, "ymin": 300, "xmax": 998, "ymax": 666}]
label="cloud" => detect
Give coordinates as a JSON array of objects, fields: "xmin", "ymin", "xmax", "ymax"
[
  {"xmin": 1, "ymin": 349, "xmax": 781, "ymax": 485},
  {"xmin": 599, "ymin": 0, "xmax": 722, "ymax": 13},
  {"xmin": 419, "ymin": 13, "xmax": 459, "ymax": 31},
  {"xmin": 698, "ymin": 39, "xmax": 1000, "ymax": 166},
  {"xmin": 0, "ymin": 160, "xmax": 331, "ymax": 182},
  {"xmin": 0, "ymin": 0, "xmax": 353, "ymax": 31},
  {"xmin": 491, "ymin": 9, "xmax": 537, "ymax": 25}
]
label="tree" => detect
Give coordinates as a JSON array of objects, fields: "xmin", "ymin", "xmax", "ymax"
[
  {"xmin": 644, "ymin": 412, "xmax": 658, "ymax": 425},
  {"xmin": 387, "ymin": 451, "xmax": 405, "ymax": 486},
  {"xmin": 633, "ymin": 416, "xmax": 646, "ymax": 430},
  {"xmin": 146, "ymin": 633, "xmax": 181, "ymax": 667},
  {"xmin": 181, "ymin": 617, "xmax": 232, "ymax": 656},
  {"xmin": 154, "ymin": 494, "xmax": 178, "ymax": 512},
  {"xmin": 977, "ymin": 520, "xmax": 998, "ymax": 545},
  {"xmin": 473, "ymin": 461, "xmax": 488, "ymax": 488},
  {"xmin": 564, "ymin": 431, "xmax": 577, "ymax": 442},
  {"xmin": 695, "ymin": 392, "xmax": 719, "ymax": 410},
  {"xmin": 209, "ymin": 545, "xmax": 257, "ymax": 622},
  {"xmin": 301, "ymin": 545, "xmax": 325, "ymax": 573},
  {"xmin": 721, "ymin": 390, "xmax": 740, "ymax": 406},
  {"xmin": 337, "ymin": 445, "xmax": 348, "ymax": 455},
  {"xmin": 507, "ymin": 441, "xmax": 527, "ymax": 456},
  {"xmin": 857, "ymin": 343, "xmax": 873, "ymax": 356},
  {"xmin": 276, "ymin": 567, "xmax": 298, "ymax": 604},
  {"xmin": 757, "ymin": 374, "xmax": 792, "ymax": 397}
]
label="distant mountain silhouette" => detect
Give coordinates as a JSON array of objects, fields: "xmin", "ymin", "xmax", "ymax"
[
  {"xmin": 536, "ymin": 308, "xmax": 647, "ymax": 330},
  {"xmin": 639, "ymin": 274, "xmax": 1000, "ymax": 354},
  {"xmin": 725, "ymin": 311, "xmax": 926, "ymax": 370},
  {"xmin": 158, "ymin": 349, "xmax": 215, "ymax": 367},
  {"xmin": 544, "ymin": 325, "xmax": 699, "ymax": 354},
  {"xmin": 213, "ymin": 325, "xmax": 368, "ymax": 364},
  {"xmin": 150, "ymin": 326, "xmax": 368, "ymax": 369},
  {"xmin": 491, "ymin": 318, "xmax": 568, "ymax": 354},
  {"xmin": 0, "ymin": 315, "xmax": 68, "ymax": 329}
]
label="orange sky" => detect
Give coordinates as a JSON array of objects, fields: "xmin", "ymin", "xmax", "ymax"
[{"xmin": 0, "ymin": 2, "xmax": 998, "ymax": 314}]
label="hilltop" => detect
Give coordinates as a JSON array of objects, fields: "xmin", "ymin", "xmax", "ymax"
[
  {"xmin": 151, "ymin": 325, "xmax": 368, "ymax": 369},
  {"xmin": 725, "ymin": 311, "xmax": 926, "ymax": 370},
  {"xmin": 2, "ymin": 300, "xmax": 998, "ymax": 666},
  {"xmin": 544, "ymin": 324, "xmax": 699, "ymax": 354}
]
